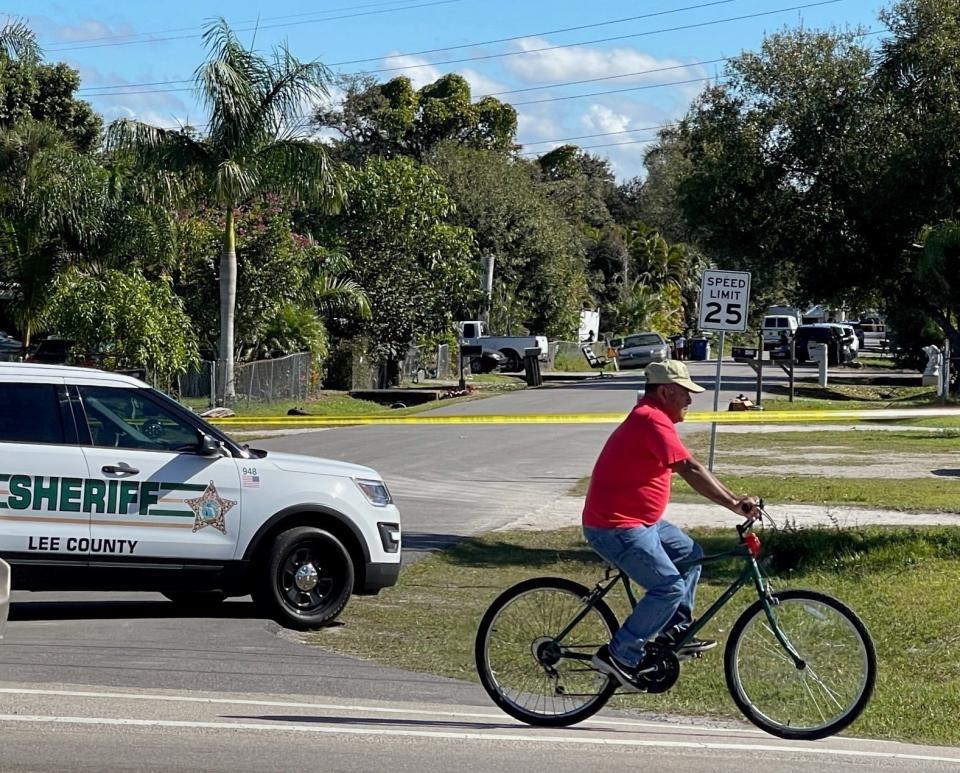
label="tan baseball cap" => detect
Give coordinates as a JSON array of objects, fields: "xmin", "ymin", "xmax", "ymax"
[{"xmin": 644, "ymin": 360, "xmax": 705, "ymax": 393}]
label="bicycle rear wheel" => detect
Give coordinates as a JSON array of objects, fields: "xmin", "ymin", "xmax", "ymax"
[
  {"xmin": 475, "ymin": 576, "xmax": 619, "ymax": 727},
  {"xmin": 725, "ymin": 589, "xmax": 876, "ymax": 740}
]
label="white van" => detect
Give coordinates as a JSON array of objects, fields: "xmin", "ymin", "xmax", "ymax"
[{"xmin": 762, "ymin": 315, "xmax": 799, "ymax": 349}]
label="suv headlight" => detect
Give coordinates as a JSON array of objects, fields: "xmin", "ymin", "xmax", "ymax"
[{"xmin": 354, "ymin": 478, "xmax": 393, "ymax": 507}]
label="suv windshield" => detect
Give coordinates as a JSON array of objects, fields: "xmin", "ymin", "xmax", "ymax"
[{"xmin": 623, "ymin": 334, "xmax": 663, "ymax": 347}]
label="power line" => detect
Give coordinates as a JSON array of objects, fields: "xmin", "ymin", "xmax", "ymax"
[
  {"xmin": 334, "ymin": 0, "xmax": 738, "ymax": 66},
  {"xmin": 520, "ymin": 137, "xmax": 661, "ymax": 155},
  {"xmin": 77, "ymin": 0, "xmax": 846, "ymax": 97},
  {"xmin": 479, "ymin": 59, "xmax": 728, "ymax": 98},
  {"xmin": 358, "ymin": 0, "xmax": 845, "ymax": 74},
  {"xmin": 48, "ymin": 0, "xmax": 468, "ymax": 53},
  {"xmin": 512, "ymin": 76, "xmax": 718, "ymax": 106},
  {"xmin": 77, "ymin": 0, "xmax": 740, "ymax": 93},
  {"xmin": 40, "ymin": 0, "xmax": 427, "ymax": 47},
  {"xmin": 520, "ymin": 124, "xmax": 675, "ymax": 145}
]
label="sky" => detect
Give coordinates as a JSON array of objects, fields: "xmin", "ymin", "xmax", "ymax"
[{"xmin": 22, "ymin": 0, "xmax": 891, "ymax": 179}]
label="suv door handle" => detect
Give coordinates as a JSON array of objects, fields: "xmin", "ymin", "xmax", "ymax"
[{"xmin": 102, "ymin": 463, "xmax": 139, "ymax": 476}]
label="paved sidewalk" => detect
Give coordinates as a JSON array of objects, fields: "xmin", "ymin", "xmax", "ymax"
[{"xmin": 498, "ymin": 495, "xmax": 960, "ymax": 532}]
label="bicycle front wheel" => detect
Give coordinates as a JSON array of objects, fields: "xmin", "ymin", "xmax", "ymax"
[
  {"xmin": 725, "ymin": 589, "xmax": 876, "ymax": 740},
  {"xmin": 475, "ymin": 577, "xmax": 619, "ymax": 727}
]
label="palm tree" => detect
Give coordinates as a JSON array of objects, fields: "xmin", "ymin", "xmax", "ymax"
[
  {"xmin": 311, "ymin": 252, "xmax": 371, "ymax": 321},
  {"xmin": 0, "ymin": 17, "xmax": 40, "ymax": 63},
  {"xmin": 108, "ymin": 18, "xmax": 342, "ymax": 402},
  {"xmin": 0, "ymin": 119, "xmax": 109, "ymax": 347}
]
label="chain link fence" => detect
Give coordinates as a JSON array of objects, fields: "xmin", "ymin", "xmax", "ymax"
[
  {"xmin": 398, "ymin": 343, "xmax": 453, "ymax": 384},
  {"xmin": 177, "ymin": 352, "xmax": 315, "ymax": 405}
]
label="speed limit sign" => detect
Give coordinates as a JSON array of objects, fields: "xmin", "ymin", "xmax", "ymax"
[{"xmin": 698, "ymin": 269, "xmax": 751, "ymax": 332}]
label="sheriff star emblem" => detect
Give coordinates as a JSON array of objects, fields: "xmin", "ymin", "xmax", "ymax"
[{"xmin": 185, "ymin": 481, "xmax": 237, "ymax": 535}]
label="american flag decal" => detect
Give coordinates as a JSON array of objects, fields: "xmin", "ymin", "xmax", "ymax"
[{"xmin": 242, "ymin": 472, "xmax": 260, "ymax": 488}]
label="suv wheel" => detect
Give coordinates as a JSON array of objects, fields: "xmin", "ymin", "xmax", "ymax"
[{"xmin": 254, "ymin": 526, "xmax": 354, "ymax": 629}]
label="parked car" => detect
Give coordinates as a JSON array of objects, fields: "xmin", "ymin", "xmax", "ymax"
[
  {"xmin": 0, "ymin": 332, "xmax": 22, "ymax": 361},
  {"xmin": 616, "ymin": 332, "xmax": 670, "ymax": 369},
  {"xmin": 761, "ymin": 315, "xmax": 799, "ymax": 350},
  {"xmin": 841, "ymin": 323, "xmax": 863, "ymax": 351},
  {"xmin": 793, "ymin": 324, "xmax": 856, "ymax": 365},
  {"xmin": 850, "ymin": 322, "xmax": 866, "ymax": 349},
  {"xmin": 25, "ymin": 338, "xmax": 75, "ymax": 365},
  {"xmin": 468, "ymin": 348, "xmax": 507, "ymax": 374}
]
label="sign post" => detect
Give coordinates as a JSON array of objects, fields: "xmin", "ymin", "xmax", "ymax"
[{"xmin": 697, "ymin": 269, "xmax": 751, "ymax": 471}]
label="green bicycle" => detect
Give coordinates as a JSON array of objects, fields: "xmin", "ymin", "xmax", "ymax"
[{"xmin": 475, "ymin": 506, "xmax": 877, "ymax": 740}]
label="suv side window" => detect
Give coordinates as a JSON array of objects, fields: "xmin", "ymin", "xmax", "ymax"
[
  {"xmin": 78, "ymin": 386, "xmax": 199, "ymax": 452},
  {"xmin": 0, "ymin": 383, "xmax": 65, "ymax": 444}
]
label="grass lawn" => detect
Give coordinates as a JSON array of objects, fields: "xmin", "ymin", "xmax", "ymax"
[
  {"xmin": 671, "ymin": 474, "xmax": 960, "ymax": 512},
  {"xmin": 310, "ymin": 526, "xmax": 960, "ymax": 746},
  {"xmin": 685, "ymin": 428, "xmax": 960, "ymax": 455},
  {"xmin": 763, "ymin": 384, "xmax": 942, "ymax": 410},
  {"xmin": 567, "ymin": 474, "xmax": 960, "ymax": 509},
  {"xmin": 178, "ymin": 377, "xmax": 525, "ymax": 431}
]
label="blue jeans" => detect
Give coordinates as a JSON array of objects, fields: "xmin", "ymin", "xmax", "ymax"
[{"xmin": 584, "ymin": 521, "xmax": 703, "ymax": 667}]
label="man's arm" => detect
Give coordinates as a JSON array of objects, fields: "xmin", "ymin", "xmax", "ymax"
[{"xmin": 671, "ymin": 456, "xmax": 757, "ymax": 517}]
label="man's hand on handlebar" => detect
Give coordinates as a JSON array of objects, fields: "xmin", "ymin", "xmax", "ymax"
[{"xmin": 735, "ymin": 496, "xmax": 762, "ymax": 520}]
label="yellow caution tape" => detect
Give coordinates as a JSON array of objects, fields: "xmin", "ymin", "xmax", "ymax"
[{"xmin": 208, "ymin": 408, "xmax": 956, "ymax": 427}]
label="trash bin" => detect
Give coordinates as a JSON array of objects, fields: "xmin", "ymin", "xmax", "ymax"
[
  {"xmin": 523, "ymin": 347, "xmax": 543, "ymax": 387},
  {"xmin": 689, "ymin": 338, "xmax": 710, "ymax": 361}
]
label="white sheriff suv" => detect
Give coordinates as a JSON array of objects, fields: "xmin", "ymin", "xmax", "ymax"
[{"xmin": 0, "ymin": 363, "xmax": 402, "ymax": 628}]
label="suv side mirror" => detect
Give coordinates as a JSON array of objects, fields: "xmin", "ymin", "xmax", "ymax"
[{"xmin": 199, "ymin": 433, "xmax": 225, "ymax": 457}]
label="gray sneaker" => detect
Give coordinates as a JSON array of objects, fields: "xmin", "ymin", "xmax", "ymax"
[
  {"xmin": 654, "ymin": 631, "xmax": 717, "ymax": 655},
  {"xmin": 591, "ymin": 645, "xmax": 648, "ymax": 693}
]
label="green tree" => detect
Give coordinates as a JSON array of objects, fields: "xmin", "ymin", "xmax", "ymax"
[
  {"xmin": 537, "ymin": 145, "xmax": 618, "ymax": 229},
  {"xmin": 108, "ymin": 18, "xmax": 342, "ymax": 402},
  {"xmin": 903, "ymin": 220, "xmax": 960, "ymax": 369},
  {"xmin": 428, "ymin": 144, "xmax": 589, "ymax": 338},
  {"xmin": 0, "ymin": 20, "xmax": 101, "ymax": 152},
  {"xmin": 309, "ymin": 156, "xmax": 478, "ymax": 360},
  {"xmin": 48, "ymin": 267, "xmax": 200, "ymax": 384},
  {"xmin": 256, "ymin": 302, "xmax": 330, "ymax": 366},
  {"xmin": 673, "ymin": 28, "xmax": 881, "ymax": 307},
  {"xmin": 0, "ymin": 119, "xmax": 108, "ymax": 346},
  {"xmin": 316, "ymin": 74, "xmax": 517, "ymax": 163},
  {"xmin": 171, "ymin": 201, "xmax": 366, "ymax": 370}
]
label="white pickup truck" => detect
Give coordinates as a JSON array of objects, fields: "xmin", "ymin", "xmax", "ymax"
[{"xmin": 459, "ymin": 321, "xmax": 549, "ymax": 373}]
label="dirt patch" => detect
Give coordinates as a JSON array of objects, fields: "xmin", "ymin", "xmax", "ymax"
[{"xmin": 716, "ymin": 452, "xmax": 960, "ymax": 479}]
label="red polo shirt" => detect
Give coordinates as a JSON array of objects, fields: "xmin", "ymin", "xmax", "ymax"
[{"xmin": 582, "ymin": 398, "xmax": 691, "ymax": 528}]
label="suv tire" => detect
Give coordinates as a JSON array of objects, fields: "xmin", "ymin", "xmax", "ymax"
[{"xmin": 254, "ymin": 526, "xmax": 354, "ymax": 629}]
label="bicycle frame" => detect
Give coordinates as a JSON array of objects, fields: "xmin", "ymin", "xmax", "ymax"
[{"xmin": 555, "ymin": 539, "xmax": 805, "ymax": 668}]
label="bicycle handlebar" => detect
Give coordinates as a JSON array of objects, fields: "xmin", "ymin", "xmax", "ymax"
[{"xmin": 736, "ymin": 498, "xmax": 767, "ymax": 540}]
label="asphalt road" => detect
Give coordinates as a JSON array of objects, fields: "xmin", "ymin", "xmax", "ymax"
[
  {"xmin": 429, "ymin": 359, "xmax": 795, "ymax": 415},
  {"xmin": 0, "ymin": 685, "xmax": 957, "ymax": 772},
  {"xmin": 3, "ymin": 360, "xmax": 955, "ymax": 770}
]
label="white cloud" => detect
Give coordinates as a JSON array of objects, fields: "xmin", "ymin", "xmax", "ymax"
[
  {"xmin": 505, "ymin": 37, "xmax": 708, "ymax": 87},
  {"xmin": 27, "ymin": 14, "xmax": 137, "ymax": 45},
  {"xmin": 52, "ymin": 19, "xmax": 136, "ymax": 43},
  {"xmin": 516, "ymin": 107, "xmax": 562, "ymax": 143},
  {"xmin": 582, "ymin": 104, "xmax": 632, "ymax": 134},
  {"xmin": 459, "ymin": 68, "xmax": 510, "ymax": 98}
]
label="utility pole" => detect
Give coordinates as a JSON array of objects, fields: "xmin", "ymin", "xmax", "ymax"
[{"xmin": 481, "ymin": 255, "xmax": 495, "ymax": 325}]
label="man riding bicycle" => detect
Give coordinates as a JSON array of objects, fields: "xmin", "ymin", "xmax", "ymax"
[{"xmin": 583, "ymin": 359, "xmax": 759, "ymax": 692}]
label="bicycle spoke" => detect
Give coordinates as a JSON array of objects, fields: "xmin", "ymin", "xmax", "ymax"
[
  {"xmin": 801, "ymin": 674, "xmax": 828, "ymax": 724},
  {"xmin": 806, "ymin": 668, "xmax": 846, "ymax": 711}
]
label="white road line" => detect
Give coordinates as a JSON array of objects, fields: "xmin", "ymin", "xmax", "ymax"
[
  {"xmin": 0, "ymin": 687, "xmax": 764, "ymax": 735},
  {"xmin": 0, "ymin": 713, "xmax": 958, "ymax": 764}
]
